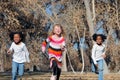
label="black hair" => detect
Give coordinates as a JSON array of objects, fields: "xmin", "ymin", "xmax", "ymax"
[
  {"xmin": 9, "ymin": 32, "xmax": 25, "ymax": 42},
  {"xmin": 92, "ymin": 34, "xmax": 106, "ymax": 42}
]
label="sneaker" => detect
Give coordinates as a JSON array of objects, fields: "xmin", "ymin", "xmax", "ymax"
[
  {"xmin": 95, "ymin": 70, "xmax": 99, "ymax": 74},
  {"xmin": 18, "ymin": 76, "xmax": 22, "ymax": 80},
  {"xmin": 50, "ymin": 75, "xmax": 56, "ymax": 80}
]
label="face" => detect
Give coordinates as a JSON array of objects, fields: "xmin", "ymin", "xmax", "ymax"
[
  {"xmin": 53, "ymin": 26, "xmax": 62, "ymax": 36},
  {"xmin": 96, "ymin": 36, "xmax": 103, "ymax": 45},
  {"xmin": 13, "ymin": 34, "xmax": 21, "ymax": 43}
]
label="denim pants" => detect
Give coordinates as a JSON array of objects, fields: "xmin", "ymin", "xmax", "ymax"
[
  {"xmin": 91, "ymin": 59, "xmax": 104, "ymax": 80},
  {"xmin": 97, "ymin": 59, "xmax": 104, "ymax": 80},
  {"xmin": 12, "ymin": 61, "xmax": 24, "ymax": 80},
  {"xmin": 91, "ymin": 60, "xmax": 96, "ymax": 72}
]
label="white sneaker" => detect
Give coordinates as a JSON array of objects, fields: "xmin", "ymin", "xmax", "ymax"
[{"xmin": 50, "ymin": 75, "xmax": 56, "ymax": 80}]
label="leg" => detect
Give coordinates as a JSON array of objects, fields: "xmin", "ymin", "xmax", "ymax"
[
  {"xmin": 51, "ymin": 60, "xmax": 57, "ymax": 80},
  {"xmin": 91, "ymin": 60, "xmax": 98, "ymax": 74},
  {"xmin": 97, "ymin": 59, "xmax": 104, "ymax": 80},
  {"xmin": 12, "ymin": 61, "xmax": 18, "ymax": 80},
  {"xmin": 56, "ymin": 67, "xmax": 61, "ymax": 80},
  {"xmin": 52, "ymin": 60, "xmax": 57, "ymax": 76},
  {"xmin": 91, "ymin": 61, "xmax": 96, "ymax": 72},
  {"xmin": 18, "ymin": 63, "xmax": 24, "ymax": 80}
]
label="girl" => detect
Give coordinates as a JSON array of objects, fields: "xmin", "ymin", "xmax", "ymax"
[
  {"xmin": 42, "ymin": 24, "xmax": 65, "ymax": 80},
  {"xmin": 92, "ymin": 34, "xmax": 106, "ymax": 80},
  {"xmin": 7, "ymin": 32, "xmax": 30, "ymax": 80}
]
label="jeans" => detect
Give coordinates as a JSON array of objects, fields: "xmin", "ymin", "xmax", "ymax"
[
  {"xmin": 97, "ymin": 59, "xmax": 104, "ymax": 80},
  {"xmin": 12, "ymin": 61, "xmax": 24, "ymax": 80},
  {"xmin": 91, "ymin": 59, "xmax": 104, "ymax": 80},
  {"xmin": 91, "ymin": 60, "xmax": 98, "ymax": 73},
  {"xmin": 91, "ymin": 61, "xmax": 96, "ymax": 72}
]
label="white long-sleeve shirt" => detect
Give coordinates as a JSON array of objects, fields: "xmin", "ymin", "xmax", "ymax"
[
  {"xmin": 91, "ymin": 43, "xmax": 105, "ymax": 64},
  {"xmin": 10, "ymin": 42, "xmax": 30, "ymax": 63}
]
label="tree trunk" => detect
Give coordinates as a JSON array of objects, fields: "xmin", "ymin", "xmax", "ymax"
[
  {"xmin": 0, "ymin": 43, "xmax": 4, "ymax": 72},
  {"xmin": 84, "ymin": 0, "xmax": 94, "ymax": 36},
  {"xmin": 62, "ymin": 49, "xmax": 67, "ymax": 71},
  {"xmin": 0, "ymin": 60, "xmax": 4, "ymax": 72}
]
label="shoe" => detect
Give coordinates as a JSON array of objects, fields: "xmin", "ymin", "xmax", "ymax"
[
  {"xmin": 50, "ymin": 75, "xmax": 56, "ymax": 80},
  {"xmin": 18, "ymin": 76, "xmax": 22, "ymax": 80},
  {"xmin": 95, "ymin": 71, "xmax": 99, "ymax": 74}
]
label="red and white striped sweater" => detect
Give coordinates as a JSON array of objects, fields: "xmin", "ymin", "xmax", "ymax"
[{"xmin": 42, "ymin": 35, "xmax": 65, "ymax": 68}]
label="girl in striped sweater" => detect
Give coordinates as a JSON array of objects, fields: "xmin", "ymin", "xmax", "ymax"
[{"xmin": 42, "ymin": 24, "xmax": 65, "ymax": 80}]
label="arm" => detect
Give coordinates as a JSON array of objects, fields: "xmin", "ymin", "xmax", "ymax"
[
  {"xmin": 102, "ymin": 44, "xmax": 106, "ymax": 58},
  {"xmin": 23, "ymin": 45, "xmax": 30, "ymax": 63},
  {"xmin": 7, "ymin": 42, "xmax": 14, "ymax": 54},
  {"xmin": 42, "ymin": 37, "xmax": 51, "ymax": 53},
  {"xmin": 60, "ymin": 40, "xmax": 65, "ymax": 51},
  {"xmin": 91, "ymin": 45, "xmax": 97, "ymax": 65}
]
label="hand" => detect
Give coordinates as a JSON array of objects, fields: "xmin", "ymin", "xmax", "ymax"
[
  {"xmin": 95, "ymin": 64, "xmax": 98, "ymax": 67},
  {"xmin": 102, "ymin": 54, "xmax": 106, "ymax": 58},
  {"xmin": 42, "ymin": 46, "xmax": 46, "ymax": 53},
  {"xmin": 7, "ymin": 50, "xmax": 11, "ymax": 54},
  {"xmin": 60, "ymin": 44, "xmax": 65, "ymax": 51}
]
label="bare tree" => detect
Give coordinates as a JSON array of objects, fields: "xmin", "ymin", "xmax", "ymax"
[{"xmin": 84, "ymin": 0, "xmax": 94, "ymax": 36}]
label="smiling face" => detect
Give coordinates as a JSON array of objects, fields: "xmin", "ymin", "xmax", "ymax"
[
  {"xmin": 96, "ymin": 36, "xmax": 103, "ymax": 45},
  {"xmin": 53, "ymin": 26, "xmax": 62, "ymax": 36},
  {"xmin": 13, "ymin": 34, "xmax": 21, "ymax": 44}
]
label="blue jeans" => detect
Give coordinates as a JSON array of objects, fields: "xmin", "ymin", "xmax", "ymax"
[
  {"xmin": 97, "ymin": 59, "xmax": 104, "ymax": 80},
  {"xmin": 91, "ymin": 61, "xmax": 96, "ymax": 72},
  {"xmin": 12, "ymin": 61, "xmax": 24, "ymax": 80},
  {"xmin": 91, "ymin": 59, "xmax": 98, "ymax": 73},
  {"xmin": 91, "ymin": 59, "xmax": 104, "ymax": 80}
]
